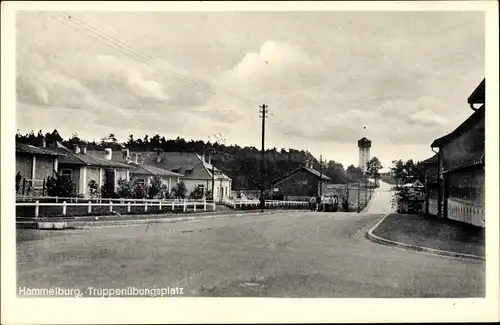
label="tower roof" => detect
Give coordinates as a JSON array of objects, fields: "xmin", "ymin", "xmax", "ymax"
[{"xmin": 358, "ymin": 137, "xmax": 371, "ymax": 148}]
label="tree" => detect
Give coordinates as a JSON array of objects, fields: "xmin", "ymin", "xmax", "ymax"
[
  {"xmin": 116, "ymin": 178, "xmax": 134, "ymax": 198},
  {"xmin": 148, "ymin": 176, "xmax": 163, "ymax": 199},
  {"xmin": 171, "ymin": 181, "xmax": 187, "ymax": 199},
  {"xmin": 346, "ymin": 165, "xmax": 363, "ymax": 182},
  {"xmin": 366, "ymin": 157, "xmax": 383, "ymax": 185}
]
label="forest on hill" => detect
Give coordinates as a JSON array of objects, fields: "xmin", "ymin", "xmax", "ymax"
[{"xmin": 16, "ymin": 129, "xmax": 371, "ymax": 189}]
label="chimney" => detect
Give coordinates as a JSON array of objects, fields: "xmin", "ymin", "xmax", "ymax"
[
  {"xmin": 201, "ymin": 154, "xmax": 206, "ymax": 163},
  {"xmin": 74, "ymin": 145, "xmax": 81, "ymax": 154},
  {"xmin": 104, "ymin": 148, "xmax": 112, "ymax": 160},
  {"xmin": 136, "ymin": 153, "xmax": 141, "ymax": 164},
  {"xmin": 208, "ymin": 152, "xmax": 212, "ymax": 165},
  {"xmin": 80, "ymin": 145, "xmax": 87, "ymax": 154},
  {"xmin": 122, "ymin": 149, "xmax": 130, "ymax": 161},
  {"xmin": 156, "ymin": 151, "xmax": 164, "ymax": 163},
  {"xmin": 40, "ymin": 137, "xmax": 46, "ymax": 148},
  {"xmin": 132, "ymin": 153, "xmax": 138, "ymax": 164}
]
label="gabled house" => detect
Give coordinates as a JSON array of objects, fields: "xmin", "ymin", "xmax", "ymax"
[
  {"xmin": 89, "ymin": 149, "xmax": 232, "ymax": 201},
  {"xmin": 272, "ymin": 163, "xmax": 332, "ymax": 200},
  {"xmin": 15, "ymin": 141, "xmax": 66, "ymax": 194},
  {"xmin": 429, "ymin": 78, "xmax": 485, "ymax": 227},
  {"xmin": 54, "ymin": 145, "xmax": 132, "ymax": 197}
]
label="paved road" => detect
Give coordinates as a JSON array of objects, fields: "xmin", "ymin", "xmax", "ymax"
[
  {"xmin": 364, "ymin": 181, "xmax": 396, "ymax": 214},
  {"xmin": 17, "ymin": 210, "xmax": 484, "ymax": 297}
]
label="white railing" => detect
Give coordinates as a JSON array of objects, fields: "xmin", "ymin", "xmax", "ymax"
[
  {"xmin": 223, "ymin": 198, "xmax": 309, "ymax": 210},
  {"xmin": 17, "ymin": 200, "xmax": 216, "ymax": 218},
  {"xmin": 16, "ymin": 195, "xmax": 207, "ymax": 204},
  {"xmin": 447, "ymin": 198, "xmax": 485, "ymax": 228}
]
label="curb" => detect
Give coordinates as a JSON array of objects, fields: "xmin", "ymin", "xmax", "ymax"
[
  {"xmin": 16, "ymin": 209, "xmax": 298, "ymax": 230},
  {"xmin": 365, "ymin": 214, "xmax": 485, "ymax": 262}
]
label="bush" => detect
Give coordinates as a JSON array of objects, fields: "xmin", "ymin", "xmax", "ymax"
[
  {"xmin": 46, "ymin": 175, "xmax": 77, "ymax": 197},
  {"xmin": 171, "ymin": 181, "xmax": 187, "ymax": 199},
  {"xmin": 88, "ymin": 180, "xmax": 99, "ymax": 198},
  {"xmin": 117, "ymin": 178, "xmax": 134, "ymax": 198},
  {"xmin": 189, "ymin": 186, "xmax": 205, "ymax": 200},
  {"xmin": 148, "ymin": 176, "xmax": 163, "ymax": 199}
]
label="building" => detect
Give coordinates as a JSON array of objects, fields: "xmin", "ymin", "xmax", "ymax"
[
  {"xmin": 15, "ymin": 142, "xmax": 66, "ymax": 194},
  {"xmin": 112, "ymin": 149, "xmax": 183, "ymax": 194},
  {"xmin": 429, "ymin": 78, "xmax": 485, "ymax": 227},
  {"xmin": 90, "ymin": 149, "xmax": 232, "ymax": 201},
  {"xmin": 56, "ymin": 145, "xmax": 132, "ymax": 197},
  {"xmin": 422, "ymin": 153, "xmax": 439, "ymax": 216},
  {"xmin": 272, "ymin": 162, "xmax": 332, "ymax": 200},
  {"xmin": 358, "ymin": 137, "xmax": 371, "ymax": 173}
]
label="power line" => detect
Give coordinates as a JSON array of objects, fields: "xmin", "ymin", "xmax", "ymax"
[{"xmin": 47, "ymin": 13, "xmax": 259, "ymax": 109}]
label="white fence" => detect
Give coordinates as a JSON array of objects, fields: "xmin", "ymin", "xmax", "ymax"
[
  {"xmin": 17, "ymin": 200, "xmax": 216, "ymax": 218},
  {"xmin": 223, "ymin": 198, "xmax": 309, "ymax": 210},
  {"xmin": 447, "ymin": 198, "xmax": 485, "ymax": 228},
  {"xmin": 16, "ymin": 195, "xmax": 209, "ymax": 204}
]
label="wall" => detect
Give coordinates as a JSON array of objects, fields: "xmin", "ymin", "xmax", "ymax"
[
  {"xmin": 180, "ymin": 178, "xmax": 231, "ymax": 200},
  {"xmin": 446, "ymin": 167, "xmax": 484, "ymax": 205},
  {"xmin": 34, "ymin": 156, "xmax": 55, "ymax": 180},
  {"xmin": 358, "ymin": 148, "xmax": 370, "ymax": 172},
  {"xmin": 441, "ymin": 117, "xmax": 484, "ymax": 171},
  {"xmin": 16, "ymin": 154, "xmax": 33, "ymax": 180},
  {"xmin": 115, "ymin": 169, "xmax": 128, "ymax": 191},
  {"xmin": 274, "ymin": 170, "xmax": 319, "ymax": 197},
  {"xmin": 86, "ymin": 167, "xmax": 101, "ymax": 194}
]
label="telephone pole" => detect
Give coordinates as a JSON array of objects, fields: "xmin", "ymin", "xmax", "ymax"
[
  {"xmin": 319, "ymin": 155, "xmax": 323, "ymax": 197},
  {"xmin": 259, "ymin": 104, "xmax": 268, "ymax": 212}
]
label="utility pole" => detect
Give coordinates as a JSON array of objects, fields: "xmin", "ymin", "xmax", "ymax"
[
  {"xmin": 319, "ymin": 155, "xmax": 323, "ymax": 197},
  {"xmin": 259, "ymin": 104, "xmax": 268, "ymax": 212},
  {"xmin": 210, "ymin": 150, "xmax": 215, "ymax": 202}
]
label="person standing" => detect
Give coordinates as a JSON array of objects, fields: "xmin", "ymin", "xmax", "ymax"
[
  {"xmin": 316, "ymin": 193, "xmax": 322, "ymax": 212},
  {"xmin": 309, "ymin": 195, "xmax": 316, "ymax": 211}
]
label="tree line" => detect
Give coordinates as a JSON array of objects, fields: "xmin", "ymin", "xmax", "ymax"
[
  {"xmin": 16, "ymin": 129, "xmax": 383, "ymax": 189},
  {"xmin": 385, "ymin": 159, "xmax": 426, "ymax": 187}
]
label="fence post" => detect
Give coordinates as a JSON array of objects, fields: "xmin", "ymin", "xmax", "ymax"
[
  {"xmin": 172, "ymin": 202, "xmax": 175, "ymax": 211},
  {"xmin": 127, "ymin": 202, "xmax": 131, "ymax": 213},
  {"xmin": 62, "ymin": 201, "xmax": 67, "ymax": 216},
  {"xmin": 35, "ymin": 200, "xmax": 39, "ymax": 218},
  {"xmin": 213, "ymin": 203, "xmax": 216, "ymax": 211},
  {"xmin": 159, "ymin": 201, "xmax": 162, "ymax": 211},
  {"xmin": 194, "ymin": 202, "xmax": 197, "ymax": 212},
  {"xmin": 109, "ymin": 201, "xmax": 113, "ymax": 213},
  {"xmin": 88, "ymin": 201, "xmax": 92, "ymax": 214},
  {"xmin": 183, "ymin": 202, "xmax": 187, "ymax": 212},
  {"xmin": 42, "ymin": 180, "xmax": 46, "ymax": 196},
  {"xmin": 56, "ymin": 196, "xmax": 59, "ymax": 203},
  {"xmin": 204, "ymin": 201, "xmax": 206, "ymax": 211},
  {"xmin": 145, "ymin": 201, "xmax": 148, "ymax": 212}
]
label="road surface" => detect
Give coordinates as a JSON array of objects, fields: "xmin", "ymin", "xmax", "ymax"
[
  {"xmin": 17, "ymin": 210, "xmax": 484, "ymax": 297},
  {"xmin": 364, "ymin": 180, "xmax": 396, "ymax": 214}
]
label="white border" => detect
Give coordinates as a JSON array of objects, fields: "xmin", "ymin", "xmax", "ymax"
[{"xmin": 2, "ymin": 1, "xmax": 499, "ymax": 324}]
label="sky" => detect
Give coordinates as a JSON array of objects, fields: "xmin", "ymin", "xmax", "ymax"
[{"xmin": 15, "ymin": 10, "xmax": 484, "ymax": 171}]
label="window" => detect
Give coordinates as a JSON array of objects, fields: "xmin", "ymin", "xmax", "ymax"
[
  {"xmin": 185, "ymin": 169, "xmax": 193, "ymax": 175},
  {"xmin": 136, "ymin": 178, "xmax": 146, "ymax": 186},
  {"xmin": 60, "ymin": 169, "xmax": 72, "ymax": 180},
  {"xmin": 198, "ymin": 184, "xmax": 205, "ymax": 192}
]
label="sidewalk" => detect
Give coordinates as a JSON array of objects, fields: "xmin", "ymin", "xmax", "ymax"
[{"xmin": 369, "ymin": 213, "xmax": 485, "ymax": 259}]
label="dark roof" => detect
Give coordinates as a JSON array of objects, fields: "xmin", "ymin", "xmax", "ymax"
[
  {"xmin": 358, "ymin": 137, "xmax": 371, "ymax": 148},
  {"xmin": 444, "ymin": 153, "xmax": 484, "ymax": 174},
  {"xmin": 468, "ymin": 78, "xmax": 485, "ymax": 105},
  {"xmin": 87, "ymin": 150, "xmax": 231, "ymax": 180},
  {"xmin": 431, "ymin": 105, "xmax": 485, "ymax": 148},
  {"xmin": 16, "ymin": 142, "xmax": 66, "ymax": 157},
  {"xmin": 57, "ymin": 147, "xmax": 132, "ymax": 169},
  {"xmin": 129, "ymin": 163, "xmax": 184, "ymax": 177},
  {"xmin": 422, "ymin": 154, "xmax": 438, "ymax": 164},
  {"xmin": 273, "ymin": 165, "xmax": 331, "ymax": 185}
]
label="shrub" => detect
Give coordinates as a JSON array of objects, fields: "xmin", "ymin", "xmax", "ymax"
[
  {"xmin": 46, "ymin": 175, "xmax": 77, "ymax": 197},
  {"xmin": 189, "ymin": 186, "xmax": 205, "ymax": 200},
  {"xmin": 148, "ymin": 176, "xmax": 163, "ymax": 199},
  {"xmin": 88, "ymin": 180, "xmax": 99, "ymax": 198},
  {"xmin": 116, "ymin": 178, "xmax": 134, "ymax": 198},
  {"xmin": 171, "ymin": 181, "xmax": 187, "ymax": 199}
]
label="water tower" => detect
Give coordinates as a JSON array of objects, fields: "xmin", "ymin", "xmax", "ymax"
[{"xmin": 358, "ymin": 137, "xmax": 371, "ymax": 173}]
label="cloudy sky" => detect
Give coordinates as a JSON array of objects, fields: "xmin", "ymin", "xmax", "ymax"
[{"xmin": 16, "ymin": 10, "xmax": 484, "ymax": 170}]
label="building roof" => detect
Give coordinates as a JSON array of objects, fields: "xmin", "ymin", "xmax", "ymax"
[
  {"xmin": 273, "ymin": 165, "xmax": 331, "ymax": 185},
  {"xmin": 129, "ymin": 163, "xmax": 184, "ymax": 177},
  {"xmin": 422, "ymin": 154, "xmax": 438, "ymax": 164},
  {"xmin": 468, "ymin": 78, "xmax": 485, "ymax": 105},
  {"xmin": 358, "ymin": 137, "xmax": 372, "ymax": 148},
  {"xmin": 431, "ymin": 104, "xmax": 485, "ymax": 148},
  {"xmin": 87, "ymin": 150, "xmax": 231, "ymax": 181},
  {"xmin": 56, "ymin": 146, "xmax": 132, "ymax": 169},
  {"xmin": 16, "ymin": 142, "xmax": 67, "ymax": 157}
]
